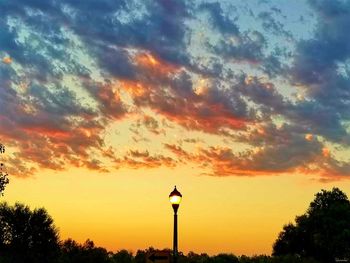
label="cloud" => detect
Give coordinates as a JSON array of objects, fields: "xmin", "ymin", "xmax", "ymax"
[
  {"xmin": 2, "ymin": 57, "xmax": 12, "ymax": 64},
  {"xmin": 114, "ymin": 150, "xmax": 176, "ymax": 169},
  {"xmin": 119, "ymin": 58, "xmax": 252, "ymax": 134},
  {"xmin": 142, "ymin": 115, "xmax": 165, "ymax": 135},
  {"xmin": 82, "ymin": 78, "xmax": 128, "ymax": 120},
  {"xmin": 196, "ymin": 3, "xmax": 287, "ymax": 76},
  {"xmin": 163, "ymin": 122, "xmax": 350, "ymax": 177},
  {"xmin": 283, "ymin": 0, "xmax": 350, "ymax": 145},
  {"xmin": 237, "ymin": 75, "xmax": 287, "ymax": 113},
  {"xmin": 258, "ymin": 11, "xmax": 292, "ymax": 38},
  {"xmin": 210, "ymin": 31, "xmax": 266, "ymax": 64},
  {"xmin": 0, "ymin": 73, "xmax": 109, "ymax": 176},
  {"xmin": 199, "ymin": 2, "xmax": 239, "ymax": 36},
  {"xmin": 64, "ymin": 0, "xmax": 191, "ymax": 72}
]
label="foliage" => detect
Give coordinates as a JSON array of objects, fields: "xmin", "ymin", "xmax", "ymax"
[
  {"xmin": 60, "ymin": 238, "xmax": 110, "ymax": 263},
  {"xmin": 186, "ymin": 251, "xmax": 210, "ymax": 263},
  {"xmin": 0, "ymin": 144, "xmax": 9, "ymax": 195},
  {"xmin": 0, "ymin": 202, "xmax": 60, "ymax": 263},
  {"xmin": 273, "ymin": 187, "xmax": 350, "ymax": 263},
  {"xmin": 110, "ymin": 249, "xmax": 133, "ymax": 263}
]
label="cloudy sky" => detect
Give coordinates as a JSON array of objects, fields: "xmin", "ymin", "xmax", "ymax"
[{"xmin": 1, "ymin": 0, "xmax": 350, "ymax": 256}]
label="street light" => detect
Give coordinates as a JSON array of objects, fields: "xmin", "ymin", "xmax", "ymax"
[{"xmin": 169, "ymin": 186, "xmax": 182, "ymax": 263}]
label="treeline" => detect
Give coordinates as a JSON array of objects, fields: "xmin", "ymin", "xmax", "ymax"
[
  {"xmin": 0, "ymin": 242, "xmax": 321, "ymax": 263},
  {"xmin": 114, "ymin": 249, "xmax": 319, "ymax": 263},
  {"xmin": 58, "ymin": 246, "xmax": 321, "ymax": 263}
]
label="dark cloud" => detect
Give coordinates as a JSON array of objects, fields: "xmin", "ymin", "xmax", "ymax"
[
  {"xmin": 260, "ymin": 54, "xmax": 284, "ymax": 77},
  {"xmin": 65, "ymin": 0, "xmax": 191, "ymax": 70},
  {"xmin": 121, "ymin": 65, "xmax": 252, "ymax": 133},
  {"xmin": 234, "ymin": 123, "xmax": 324, "ymax": 172},
  {"xmin": 142, "ymin": 115, "xmax": 165, "ymax": 135},
  {"xmin": 210, "ymin": 31, "xmax": 266, "ymax": 64},
  {"xmin": 258, "ymin": 11, "xmax": 292, "ymax": 38},
  {"xmin": 0, "ymin": 68, "xmax": 109, "ymax": 176},
  {"xmin": 199, "ymin": 2, "xmax": 239, "ymax": 36},
  {"xmin": 114, "ymin": 150, "xmax": 176, "ymax": 169},
  {"xmin": 285, "ymin": 0, "xmax": 350, "ymax": 145},
  {"xmin": 82, "ymin": 78, "xmax": 128, "ymax": 120},
  {"xmin": 93, "ymin": 46, "xmax": 136, "ymax": 80},
  {"xmin": 292, "ymin": 0, "xmax": 350, "ymax": 89},
  {"xmin": 163, "ymin": 122, "xmax": 350, "ymax": 177},
  {"xmin": 196, "ymin": 2, "xmax": 270, "ymax": 65},
  {"xmin": 189, "ymin": 57, "xmax": 224, "ymax": 79},
  {"xmin": 237, "ymin": 75, "xmax": 286, "ymax": 113},
  {"xmin": 197, "ymin": 3, "xmax": 288, "ymax": 76},
  {"xmin": 27, "ymin": 84, "xmax": 95, "ymax": 117},
  {"xmin": 286, "ymin": 101, "xmax": 349, "ymax": 144}
]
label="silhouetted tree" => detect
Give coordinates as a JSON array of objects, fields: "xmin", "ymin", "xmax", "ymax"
[
  {"xmin": 60, "ymin": 238, "xmax": 110, "ymax": 263},
  {"xmin": 0, "ymin": 144, "xmax": 9, "ymax": 195},
  {"xmin": 211, "ymin": 253, "xmax": 239, "ymax": 263},
  {"xmin": 133, "ymin": 247, "xmax": 175, "ymax": 263},
  {"xmin": 274, "ymin": 255, "xmax": 319, "ymax": 263},
  {"xmin": 273, "ymin": 187, "xmax": 350, "ymax": 263},
  {"xmin": 178, "ymin": 252, "xmax": 321, "ymax": 263},
  {"xmin": 239, "ymin": 255, "xmax": 272, "ymax": 263},
  {"xmin": 134, "ymin": 247, "xmax": 161, "ymax": 263},
  {"xmin": 187, "ymin": 252, "xmax": 211, "ymax": 263},
  {"xmin": 111, "ymin": 249, "xmax": 133, "ymax": 263},
  {"xmin": 60, "ymin": 239, "xmax": 83, "ymax": 263},
  {"xmin": 134, "ymin": 249, "xmax": 147, "ymax": 263},
  {"xmin": 0, "ymin": 202, "xmax": 60, "ymax": 263}
]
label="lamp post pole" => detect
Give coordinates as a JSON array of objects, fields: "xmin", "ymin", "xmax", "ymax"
[
  {"xmin": 173, "ymin": 207, "xmax": 178, "ymax": 263},
  {"xmin": 169, "ymin": 186, "xmax": 182, "ymax": 263}
]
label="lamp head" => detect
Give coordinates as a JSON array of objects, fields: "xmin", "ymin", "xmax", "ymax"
[{"xmin": 169, "ymin": 186, "xmax": 182, "ymax": 213}]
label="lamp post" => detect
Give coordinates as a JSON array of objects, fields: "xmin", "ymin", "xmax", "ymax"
[{"xmin": 169, "ymin": 186, "xmax": 182, "ymax": 263}]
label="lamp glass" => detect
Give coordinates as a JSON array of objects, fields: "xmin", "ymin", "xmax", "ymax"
[{"xmin": 169, "ymin": 195, "xmax": 182, "ymax": 205}]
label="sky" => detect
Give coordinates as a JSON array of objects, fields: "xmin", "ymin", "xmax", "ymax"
[{"xmin": 1, "ymin": 0, "xmax": 350, "ymax": 256}]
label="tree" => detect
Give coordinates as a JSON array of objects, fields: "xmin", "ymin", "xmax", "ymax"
[
  {"xmin": 273, "ymin": 188, "xmax": 350, "ymax": 263},
  {"xmin": 0, "ymin": 144, "xmax": 9, "ymax": 195},
  {"xmin": 134, "ymin": 249, "xmax": 147, "ymax": 263},
  {"xmin": 60, "ymin": 238, "xmax": 110, "ymax": 263},
  {"xmin": 0, "ymin": 202, "xmax": 60, "ymax": 263},
  {"xmin": 211, "ymin": 253, "xmax": 239, "ymax": 263},
  {"xmin": 186, "ymin": 252, "xmax": 210, "ymax": 263},
  {"xmin": 111, "ymin": 249, "xmax": 133, "ymax": 263}
]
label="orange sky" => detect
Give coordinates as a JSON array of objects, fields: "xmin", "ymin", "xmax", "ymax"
[{"xmin": 3, "ymin": 166, "xmax": 350, "ymax": 255}]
